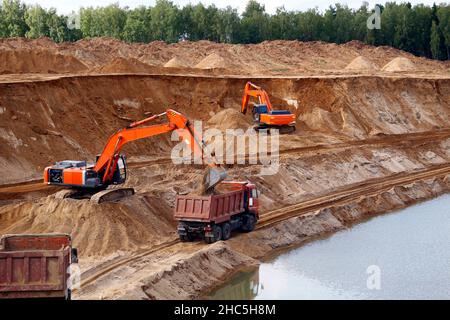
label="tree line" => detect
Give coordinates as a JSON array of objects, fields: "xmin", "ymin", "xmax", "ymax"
[{"xmin": 0, "ymin": 0, "xmax": 449, "ymax": 60}]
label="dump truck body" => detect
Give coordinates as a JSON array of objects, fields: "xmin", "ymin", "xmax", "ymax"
[
  {"xmin": 174, "ymin": 189, "xmax": 245, "ymax": 223},
  {"xmin": 0, "ymin": 234, "xmax": 77, "ymax": 299},
  {"xmin": 174, "ymin": 181, "xmax": 259, "ymax": 243}
]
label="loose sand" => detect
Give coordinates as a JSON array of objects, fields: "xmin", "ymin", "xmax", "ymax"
[
  {"xmin": 0, "ymin": 49, "xmax": 88, "ymax": 74},
  {"xmin": 1, "ymin": 37, "xmax": 445, "ymax": 76},
  {"xmin": 382, "ymin": 57, "xmax": 417, "ymax": 72},
  {"xmin": 345, "ymin": 56, "xmax": 378, "ymax": 71},
  {"xmin": 164, "ymin": 57, "xmax": 188, "ymax": 68},
  {"xmin": 195, "ymin": 53, "xmax": 228, "ymax": 69},
  {"xmin": 94, "ymin": 57, "xmax": 155, "ymax": 73}
]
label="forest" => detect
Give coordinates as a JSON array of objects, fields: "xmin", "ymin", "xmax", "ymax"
[{"xmin": 0, "ymin": 0, "xmax": 449, "ymax": 60}]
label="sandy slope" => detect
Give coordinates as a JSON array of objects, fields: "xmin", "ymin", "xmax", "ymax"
[
  {"xmin": 0, "ymin": 37, "xmax": 448, "ymax": 76},
  {"xmin": 0, "ymin": 38, "xmax": 449, "ymax": 299}
]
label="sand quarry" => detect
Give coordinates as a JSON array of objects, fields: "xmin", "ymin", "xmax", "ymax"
[{"xmin": 0, "ymin": 37, "xmax": 449, "ymax": 299}]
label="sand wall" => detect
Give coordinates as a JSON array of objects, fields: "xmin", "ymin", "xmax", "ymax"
[{"xmin": 0, "ymin": 75, "xmax": 449, "ymax": 184}]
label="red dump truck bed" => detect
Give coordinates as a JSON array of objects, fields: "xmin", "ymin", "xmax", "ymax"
[
  {"xmin": 174, "ymin": 182, "xmax": 259, "ymax": 243},
  {"xmin": 174, "ymin": 189, "xmax": 245, "ymax": 224},
  {"xmin": 0, "ymin": 234, "xmax": 75, "ymax": 299}
]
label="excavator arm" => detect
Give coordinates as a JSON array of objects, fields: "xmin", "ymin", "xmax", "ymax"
[
  {"xmin": 241, "ymin": 82, "xmax": 273, "ymax": 115},
  {"xmin": 93, "ymin": 109, "xmax": 224, "ymax": 189}
]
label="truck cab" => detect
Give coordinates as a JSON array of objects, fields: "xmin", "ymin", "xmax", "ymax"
[{"xmin": 243, "ymin": 182, "xmax": 259, "ymax": 219}]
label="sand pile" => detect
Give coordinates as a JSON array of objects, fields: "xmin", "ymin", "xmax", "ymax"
[
  {"xmin": 0, "ymin": 194, "xmax": 176, "ymax": 257},
  {"xmin": 345, "ymin": 56, "xmax": 378, "ymax": 71},
  {"xmin": 382, "ymin": 57, "xmax": 416, "ymax": 72},
  {"xmin": 207, "ymin": 108, "xmax": 252, "ymax": 131},
  {"xmin": 95, "ymin": 57, "xmax": 155, "ymax": 73},
  {"xmin": 0, "ymin": 38, "xmax": 446, "ymax": 76},
  {"xmin": 195, "ymin": 53, "xmax": 228, "ymax": 69},
  {"xmin": 0, "ymin": 49, "xmax": 87, "ymax": 74},
  {"xmin": 164, "ymin": 57, "xmax": 188, "ymax": 68}
]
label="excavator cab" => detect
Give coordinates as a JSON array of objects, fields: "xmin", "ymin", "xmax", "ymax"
[{"xmin": 252, "ymin": 104, "xmax": 268, "ymax": 122}]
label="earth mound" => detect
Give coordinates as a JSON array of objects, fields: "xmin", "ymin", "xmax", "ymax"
[
  {"xmin": 195, "ymin": 53, "xmax": 228, "ymax": 69},
  {"xmin": 0, "ymin": 49, "xmax": 87, "ymax": 74},
  {"xmin": 0, "ymin": 194, "xmax": 176, "ymax": 257},
  {"xmin": 345, "ymin": 56, "xmax": 378, "ymax": 71},
  {"xmin": 96, "ymin": 57, "xmax": 155, "ymax": 73},
  {"xmin": 207, "ymin": 108, "xmax": 252, "ymax": 131},
  {"xmin": 382, "ymin": 57, "xmax": 416, "ymax": 72},
  {"xmin": 164, "ymin": 57, "xmax": 188, "ymax": 68}
]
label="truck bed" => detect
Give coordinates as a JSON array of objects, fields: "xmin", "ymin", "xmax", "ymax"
[
  {"xmin": 174, "ymin": 189, "xmax": 245, "ymax": 224},
  {"xmin": 0, "ymin": 234, "xmax": 72, "ymax": 299}
]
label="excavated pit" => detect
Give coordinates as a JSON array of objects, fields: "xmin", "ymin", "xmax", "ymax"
[
  {"xmin": 0, "ymin": 38, "xmax": 449, "ymax": 300},
  {"xmin": 0, "ymin": 75, "xmax": 449, "ymax": 184}
]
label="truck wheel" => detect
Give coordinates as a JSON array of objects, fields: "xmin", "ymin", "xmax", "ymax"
[
  {"xmin": 205, "ymin": 225, "xmax": 222, "ymax": 244},
  {"xmin": 180, "ymin": 233, "xmax": 193, "ymax": 242},
  {"xmin": 71, "ymin": 248, "xmax": 78, "ymax": 264},
  {"xmin": 66, "ymin": 289, "xmax": 72, "ymax": 300},
  {"xmin": 221, "ymin": 222, "xmax": 231, "ymax": 240},
  {"xmin": 241, "ymin": 214, "xmax": 256, "ymax": 232}
]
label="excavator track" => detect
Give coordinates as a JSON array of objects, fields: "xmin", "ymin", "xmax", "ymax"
[
  {"xmin": 90, "ymin": 188, "xmax": 135, "ymax": 204},
  {"xmin": 54, "ymin": 187, "xmax": 135, "ymax": 204},
  {"xmin": 254, "ymin": 125, "xmax": 296, "ymax": 134}
]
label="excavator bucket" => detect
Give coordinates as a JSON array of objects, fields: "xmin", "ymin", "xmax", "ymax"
[{"xmin": 203, "ymin": 167, "xmax": 228, "ymax": 193}]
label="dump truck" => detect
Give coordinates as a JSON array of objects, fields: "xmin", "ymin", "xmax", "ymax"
[
  {"xmin": 174, "ymin": 181, "xmax": 259, "ymax": 243},
  {"xmin": 0, "ymin": 234, "xmax": 77, "ymax": 300}
]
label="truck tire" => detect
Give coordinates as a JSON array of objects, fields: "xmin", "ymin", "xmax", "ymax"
[
  {"xmin": 221, "ymin": 222, "xmax": 231, "ymax": 240},
  {"xmin": 179, "ymin": 233, "xmax": 193, "ymax": 242},
  {"xmin": 205, "ymin": 225, "xmax": 222, "ymax": 244},
  {"xmin": 71, "ymin": 248, "xmax": 78, "ymax": 264},
  {"xmin": 241, "ymin": 214, "xmax": 256, "ymax": 232},
  {"xmin": 66, "ymin": 289, "xmax": 72, "ymax": 300}
]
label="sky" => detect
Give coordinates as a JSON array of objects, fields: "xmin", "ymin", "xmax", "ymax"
[{"xmin": 20, "ymin": 0, "xmax": 441, "ymax": 15}]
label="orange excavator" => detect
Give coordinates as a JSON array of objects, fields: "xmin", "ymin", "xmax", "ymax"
[
  {"xmin": 241, "ymin": 82, "xmax": 296, "ymax": 133},
  {"xmin": 44, "ymin": 109, "xmax": 227, "ymax": 203}
]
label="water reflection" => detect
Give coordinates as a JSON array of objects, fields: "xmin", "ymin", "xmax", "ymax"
[
  {"xmin": 207, "ymin": 195, "xmax": 450, "ymax": 300},
  {"xmin": 208, "ymin": 268, "xmax": 261, "ymax": 300}
]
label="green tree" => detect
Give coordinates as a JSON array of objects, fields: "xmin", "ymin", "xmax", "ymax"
[
  {"xmin": 241, "ymin": 0, "xmax": 269, "ymax": 43},
  {"xmin": 24, "ymin": 5, "xmax": 48, "ymax": 39},
  {"xmin": 321, "ymin": 6, "xmax": 337, "ymax": 42},
  {"xmin": 123, "ymin": 6, "xmax": 151, "ymax": 42},
  {"xmin": 216, "ymin": 6, "xmax": 240, "ymax": 43},
  {"xmin": 413, "ymin": 4, "xmax": 432, "ymax": 57},
  {"xmin": 437, "ymin": 5, "xmax": 450, "ymax": 59},
  {"xmin": 297, "ymin": 8, "xmax": 324, "ymax": 41},
  {"xmin": 149, "ymin": 0, "xmax": 180, "ymax": 42},
  {"xmin": 0, "ymin": 0, "xmax": 28, "ymax": 37},
  {"xmin": 353, "ymin": 3, "xmax": 370, "ymax": 42},
  {"xmin": 102, "ymin": 3, "xmax": 126, "ymax": 38},
  {"xmin": 269, "ymin": 6, "xmax": 297, "ymax": 40},
  {"xmin": 431, "ymin": 20, "xmax": 443, "ymax": 59}
]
